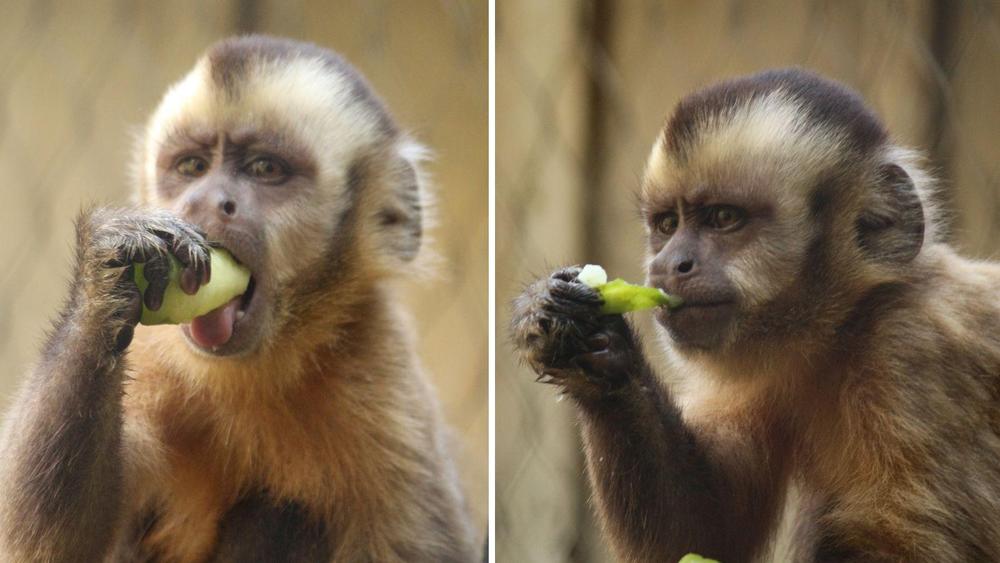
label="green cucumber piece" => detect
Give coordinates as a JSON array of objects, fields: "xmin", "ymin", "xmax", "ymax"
[
  {"xmin": 576, "ymin": 264, "xmax": 683, "ymax": 314},
  {"xmin": 134, "ymin": 248, "xmax": 250, "ymax": 325},
  {"xmin": 598, "ymin": 278, "xmax": 683, "ymax": 314}
]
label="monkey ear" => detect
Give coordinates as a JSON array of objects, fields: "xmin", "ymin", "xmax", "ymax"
[
  {"xmin": 855, "ymin": 163, "xmax": 924, "ymax": 263},
  {"xmin": 376, "ymin": 147, "xmax": 424, "ymax": 263}
]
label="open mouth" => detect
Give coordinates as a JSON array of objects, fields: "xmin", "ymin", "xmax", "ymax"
[
  {"xmin": 237, "ymin": 276, "xmax": 257, "ymax": 319},
  {"xmin": 183, "ymin": 254, "xmax": 260, "ymax": 353}
]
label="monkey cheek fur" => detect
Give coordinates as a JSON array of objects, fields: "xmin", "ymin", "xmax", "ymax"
[{"xmin": 656, "ymin": 301, "xmax": 737, "ymax": 350}]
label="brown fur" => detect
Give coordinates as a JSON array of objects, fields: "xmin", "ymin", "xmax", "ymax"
[
  {"xmin": 116, "ymin": 289, "xmax": 473, "ymax": 561},
  {"xmin": 0, "ymin": 35, "xmax": 476, "ymax": 562},
  {"xmin": 511, "ymin": 69, "xmax": 1000, "ymax": 562}
]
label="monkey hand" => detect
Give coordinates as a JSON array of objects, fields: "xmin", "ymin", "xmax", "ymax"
[
  {"xmin": 76, "ymin": 208, "xmax": 212, "ymax": 354},
  {"xmin": 511, "ymin": 266, "xmax": 641, "ymax": 398}
]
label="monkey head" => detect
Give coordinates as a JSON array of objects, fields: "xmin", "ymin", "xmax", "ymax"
[
  {"xmin": 641, "ymin": 69, "xmax": 934, "ymax": 357},
  {"xmin": 132, "ymin": 36, "xmax": 425, "ymax": 358}
]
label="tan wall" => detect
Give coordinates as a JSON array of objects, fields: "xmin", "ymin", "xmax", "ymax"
[
  {"xmin": 0, "ymin": 0, "xmax": 486, "ymax": 528},
  {"xmin": 498, "ymin": 1, "xmax": 1000, "ymax": 561}
]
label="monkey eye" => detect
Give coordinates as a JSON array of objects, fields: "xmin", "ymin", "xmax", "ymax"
[
  {"xmin": 706, "ymin": 205, "xmax": 746, "ymax": 231},
  {"xmin": 654, "ymin": 211, "xmax": 679, "ymax": 235},
  {"xmin": 175, "ymin": 156, "xmax": 210, "ymax": 177},
  {"xmin": 245, "ymin": 157, "xmax": 289, "ymax": 183}
]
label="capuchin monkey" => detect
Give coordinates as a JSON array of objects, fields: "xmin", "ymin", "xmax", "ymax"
[
  {"xmin": 511, "ymin": 68, "xmax": 1000, "ymax": 562},
  {"xmin": 0, "ymin": 36, "xmax": 478, "ymax": 562}
]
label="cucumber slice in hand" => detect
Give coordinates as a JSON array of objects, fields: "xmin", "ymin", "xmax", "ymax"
[
  {"xmin": 577, "ymin": 264, "xmax": 683, "ymax": 314},
  {"xmin": 134, "ymin": 248, "xmax": 251, "ymax": 325}
]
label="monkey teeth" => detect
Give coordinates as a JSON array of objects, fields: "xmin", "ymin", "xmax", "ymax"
[{"xmin": 236, "ymin": 310, "xmax": 246, "ymax": 321}]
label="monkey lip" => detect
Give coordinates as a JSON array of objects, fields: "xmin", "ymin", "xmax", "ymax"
[
  {"xmin": 654, "ymin": 297, "xmax": 737, "ymax": 350},
  {"xmin": 674, "ymin": 300, "xmax": 733, "ymax": 310},
  {"xmin": 667, "ymin": 300, "xmax": 735, "ymax": 319},
  {"xmin": 656, "ymin": 298, "xmax": 735, "ymax": 330}
]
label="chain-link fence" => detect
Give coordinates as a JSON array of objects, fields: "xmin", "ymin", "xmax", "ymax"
[
  {"xmin": 0, "ymin": 0, "xmax": 487, "ymax": 529},
  {"xmin": 498, "ymin": 1, "xmax": 1000, "ymax": 561}
]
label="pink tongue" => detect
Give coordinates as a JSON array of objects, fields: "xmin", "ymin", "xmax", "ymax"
[{"xmin": 189, "ymin": 297, "xmax": 241, "ymax": 349}]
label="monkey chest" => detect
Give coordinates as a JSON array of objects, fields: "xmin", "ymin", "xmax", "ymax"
[{"xmin": 112, "ymin": 492, "xmax": 331, "ymax": 562}]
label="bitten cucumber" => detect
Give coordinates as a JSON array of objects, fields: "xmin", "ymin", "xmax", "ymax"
[
  {"xmin": 577, "ymin": 264, "xmax": 683, "ymax": 314},
  {"xmin": 134, "ymin": 248, "xmax": 250, "ymax": 325}
]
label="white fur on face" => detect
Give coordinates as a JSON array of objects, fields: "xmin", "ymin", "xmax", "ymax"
[
  {"xmin": 646, "ymin": 91, "xmax": 850, "ymax": 205},
  {"xmin": 685, "ymin": 91, "xmax": 848, "ymax": 197},
  {"xmin": 144, "ymin": 55, "xmax": 385, "ymax": 184},
  {"xmin": 138, "ymin": 54, "xmax": 395, "ymax": 286}
]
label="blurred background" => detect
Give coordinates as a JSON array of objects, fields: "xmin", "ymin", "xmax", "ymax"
[
  {"xmin": 0, "ymin": 0, "xmax": 486, "ymax": 530},
  {"xmin": 498, "ymin": 1, "xmax": 999, "ymax": 561}
]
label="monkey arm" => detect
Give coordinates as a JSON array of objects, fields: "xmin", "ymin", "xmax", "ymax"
[
  {"xmin": 0, "ymin": 208, "xmax": 211, "ymax": 561},
  {"xmin": 0, "ymin": 307, "xmax": 129, "ymax": 561},
  {"xmin": 573, "ymin": 338, "xmax": 784, "ymax": 563},
  {"xmin": 511, "ymin": 267, "xmax": 785, "ymax": 562}
]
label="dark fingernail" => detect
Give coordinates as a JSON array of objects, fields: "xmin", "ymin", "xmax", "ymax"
[
  {"xmin": 127, "ymin": 292, "xmax": 143, "ymax": 324},
  {"xmin": 144, "ymin": 288, "xmax": 162, "ymax": 311},
  {"xmin": 114, "ymin": 325, "xmax": 134, "ymax": 354},
  {"xmin": 180, "ymin": 268, "xmax": 199, "ymax": 295},
  {"xmin": 586, "ymin": 333, "xmax": 610, "ymax": 351}
]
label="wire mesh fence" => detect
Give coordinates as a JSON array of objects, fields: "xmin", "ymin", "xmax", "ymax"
[
  {"xmin": 497, "ymin": 1, "xmax": 1000, "ymax": 561},
  {"xmin": 0, "ymin": 0, "xmax": 487, "ymax": 529}
]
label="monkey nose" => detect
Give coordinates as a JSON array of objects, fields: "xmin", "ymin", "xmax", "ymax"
[
  {"xmin": 671, "ymin": 257, "xmax": 697, "ymax": 278},
  {"xmin": 219, "ymin": 198, "xmax": 237, "ymax": 218}
]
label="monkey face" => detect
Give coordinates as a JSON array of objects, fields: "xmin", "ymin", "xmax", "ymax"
[
  {"xmin": 132, "ymin": 37, "xmax": 419, "ymax": 358},
  {"xmin": 153, "ymin": 127, "xmax": 292, "ymax": 357},
  {"xmin": 640, "ymin": 109, "xmax": 831, "ymax": 352},
  {"xmin": 645, "ymin": 202, "xmax": 742, "ymax": 350},
  {"xmin": 644, "ymin": 189, "xmax": 779, "ymax": 351},
  {"xmin": 643, "ymin": 181, "xmax": 819, "ymax": 353}
]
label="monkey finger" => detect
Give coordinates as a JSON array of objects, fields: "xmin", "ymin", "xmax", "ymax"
[
  {"xmin": 174, "ymin": 249, "xmax": 211, "ymax": 291},
  {"xmin": 128, "ymin": 237, "xmax": 169, "ymax": 265},
  {"xmin": 168, "ymin": 227, "xmax": 208, "ymax": 262},
  {"xmin": 573, "ymin": 351, "xmax": 627, "ymax": 386},
  {"xmin": 179, "ymin": 267, "xmax": 200, "ymax": 295},
  {"xmin": 549, "ymin": 279, "xmax": 602, "ymax": 305},
  {"xmin": 541, "ymin": 297, "xmax": 601, "ymax": 324},
  {"xmin": 104, "ymin": 233, "xmax": 155, "ymax": 267},
  {"xmin": 551, "ymin": 266, "xmax": 583, "ymax": 283},
  {"xmin": 113, "ymin": 325, "xmax": 135, "ymax": 355},
  {"xmin": 202, "ymin": 258, "xmax": 211, "ymax": 286},
  {"xmin": 171, "ymin": 238, "xmax": 210, "ymax": 295},
  {"xmin": 597, "ymin": 315, "xmax": 631, "ymax": 339},
  {"xmin": 113, "ymin": 266, "xmax": 144, "ymax": 326},
  {"xmin": 141, "ymin": 254, "xmax": 170, "ymax": 311},
  {"xmin": 585, "ymin": 332, "xmax": 611, "ymax": 352}
]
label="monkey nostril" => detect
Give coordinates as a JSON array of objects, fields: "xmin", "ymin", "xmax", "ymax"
[
  {"xmin": 221, "ymin": 200, "xmax": 236, "ymax": 217},
  {"xmin": 677, "ymin": 260, "xmax": 694, "ymax": 274}
]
